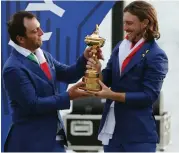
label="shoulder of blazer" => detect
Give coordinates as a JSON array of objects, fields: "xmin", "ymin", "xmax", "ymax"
[
  {"xmin": 3, "ymin": 50, "xmax": 23, "ymax": 70},
  {"xmin": 146, "ymin": 40, "xmax": 168, "ymax": 61}
]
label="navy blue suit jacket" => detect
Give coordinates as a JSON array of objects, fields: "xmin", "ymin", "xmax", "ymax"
[
  {"xmin": 99, "ymin": 40, "xmax": 168, "ymax": 144},
  {"xmin": 2, "ymin": 49, "xmax": 87, "ymax": 152}
]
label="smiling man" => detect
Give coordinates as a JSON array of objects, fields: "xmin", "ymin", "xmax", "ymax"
[{"xmin": 86, "ymin": 1, "xmax": 168, "ymax": 152}]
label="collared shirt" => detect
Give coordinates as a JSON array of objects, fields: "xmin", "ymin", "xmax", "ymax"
[{"xmin": 9, "ymin": 40, "xmax": 40, "ymax": 64}]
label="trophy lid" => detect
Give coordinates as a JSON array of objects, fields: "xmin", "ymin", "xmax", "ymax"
[
  {"xmin": 85, "ymin": 24, "xmax": 105, "ymax": 47},
  {"xmin": 90, "ymin": 24, "xmax": 99, "ymax": 38}
]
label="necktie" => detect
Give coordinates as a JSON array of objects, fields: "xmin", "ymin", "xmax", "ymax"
[
  {"xmin": 27, "ymin": 53, "xmax": 52, "ymax": 80},
  {"xmin": 27, "ymin": 53, "xmax": 38, "ymax": 64}
]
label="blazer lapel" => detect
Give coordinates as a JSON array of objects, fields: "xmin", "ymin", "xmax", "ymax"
[
  {"xmin": 114, "ymin": 49, "xmax": 121, "ymax": 78},
  {"xmin": 120, "ymin": 41, "xmax": 153, "ymax": 79},
  {"xmin": 13, "ymin": 50, "xmax": 53, "ymax": 86}
]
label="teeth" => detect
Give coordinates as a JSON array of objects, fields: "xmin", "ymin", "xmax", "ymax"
[{"xmin": 125, "ymin": 32, "xmax": 131, "ymax": 35}]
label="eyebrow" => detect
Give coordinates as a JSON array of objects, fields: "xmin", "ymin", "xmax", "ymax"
[
  {"xmin": 123, "ymin": 20, "xmax": 134, "ymax": 24},
  {"xmin": 123, "ymin": 20, "xmax": 133, "ymax": 23},
  {"xmin": 31, "ymin": 23, "xmax": 41, "ymax": 32}
]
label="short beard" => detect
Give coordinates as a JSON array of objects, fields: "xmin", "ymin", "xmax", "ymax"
[
  {"xmin": 132, "ymin": 32, "xmax": 144, "ymax": 43},
  {"xmin": 36, "ymin": 41, "xmax": 43, "ymax": 49}
]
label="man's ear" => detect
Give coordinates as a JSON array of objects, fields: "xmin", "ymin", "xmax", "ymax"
[
  {"xmin": 16, "ymin": 35, "xmax": 25, "ymax": 44},
  {"xmin": 143, "ymin": 19, "xmax": 149, "ymax": 28}
]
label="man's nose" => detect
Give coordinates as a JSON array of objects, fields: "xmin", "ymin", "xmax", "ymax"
[
  {"xmin": 38, "ymin": 28, "xmax": 44, "ymax": 36},
  {"xmin": 123, "ymin": 24, "xmax": 128, "ymax": 31}
]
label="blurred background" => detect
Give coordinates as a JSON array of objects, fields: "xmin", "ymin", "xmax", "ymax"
[{"xmin": 1, "ymin": 0, "xmax": 179, "ymax": 152}]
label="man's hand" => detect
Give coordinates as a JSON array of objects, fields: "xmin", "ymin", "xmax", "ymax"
[
  {"xmin": 86, "ymin": 58, "xmax": 102, "ymax": 72},
  {"xmin": 88, "ymin": 80, "xmax": 126, "ymax": 102},
  {"xmin": 88, "ymin": 80, "xmax": 113, "ymax": 99},
  {"xmin": 68, "ymin": 81, "xmax": 92, "ymax": 100},
  {"xmin": 83, "ymin": 47, "xmax": 104, "ymax": 60}
]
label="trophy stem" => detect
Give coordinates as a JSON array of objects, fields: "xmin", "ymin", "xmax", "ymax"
[{"xmin": 91, "ymin": 45, "xmax": 98, "ymax": 69}]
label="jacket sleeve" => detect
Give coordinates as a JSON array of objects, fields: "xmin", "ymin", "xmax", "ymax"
[
  {"xmin": 3, "ymin": 67, "xmax": 70, "ymax": 114},
  {"xmin": 52, "ymin": 54, "xmax": 87, "ymax": 83},
  {"xmin": 125, "ymin": 50, "xmax": 168, "ymax": 108}
]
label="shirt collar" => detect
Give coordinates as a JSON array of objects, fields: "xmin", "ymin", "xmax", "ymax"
[{"xmin": 8, "ymin": 40, "xmax": 39, "ymax": 57}]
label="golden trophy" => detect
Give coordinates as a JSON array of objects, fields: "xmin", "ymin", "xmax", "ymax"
[{"xmin": 81, "ymin": 24, "xmax": 105, "ymax": 91}]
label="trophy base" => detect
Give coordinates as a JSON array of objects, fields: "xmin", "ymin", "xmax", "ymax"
[{"xmin": 80, "ymin": 69, "xmax": 101, "ymax": 92}]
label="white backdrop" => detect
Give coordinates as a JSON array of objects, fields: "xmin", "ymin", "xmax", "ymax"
[{"xmin": 151, "ymin": 1, "xmax": 179, "ymax": 151}]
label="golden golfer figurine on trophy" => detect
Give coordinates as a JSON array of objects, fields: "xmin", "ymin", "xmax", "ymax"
[{"xmin": 81, "ymin": 24, "xmax": 105, "ymax": 91}]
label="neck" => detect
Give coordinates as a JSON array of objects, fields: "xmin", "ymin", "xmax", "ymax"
[
  {"xmin": 20, "ymin": 44, "xmax": 36, "ymax": 53},
  {"xmin": 132, "ymin": 35, "xmax": 143, "ymax": 43}
]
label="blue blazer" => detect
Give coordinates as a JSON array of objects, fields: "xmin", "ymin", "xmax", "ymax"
[
  {"xmin": 2, "ymin": 49, "xmax": 87, "ymax": 152},
  {"xmin": 99, "ymin": 40, "xmax": 168, "ymax": 144}
]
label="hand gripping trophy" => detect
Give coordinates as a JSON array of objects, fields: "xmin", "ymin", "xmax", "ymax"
[{"xmin": 81, "ymin": 24, "xmax": 105, "ymax": 91}]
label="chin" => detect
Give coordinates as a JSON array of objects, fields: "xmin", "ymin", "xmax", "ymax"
[
  {"xmin": 127, "ymin": 37, "xmax": 134, "ymax": 42},
  {"xmin": 37, "ymin": 42, "xmax": 43, "ymax": 48},
  {"xmin": 129, "ymin": 36, "xmax": 139, "ymax": 43}
]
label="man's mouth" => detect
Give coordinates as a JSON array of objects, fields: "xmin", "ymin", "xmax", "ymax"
[{"xmin": 126, "ymin": 32, "xmax": 132, "ymax": 37}]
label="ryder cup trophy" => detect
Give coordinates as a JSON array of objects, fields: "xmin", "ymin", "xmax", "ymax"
[{"xmin": 81, "ymin": 24, "xmax": 105, "ymax": 91}]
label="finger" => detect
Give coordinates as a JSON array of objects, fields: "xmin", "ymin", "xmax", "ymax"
[
  {"xmin": 86, "ymin": 63, "xmax": 95, "ymax": 69},
  {"xmin": 73, "ymin": 81, "xmax": 85, "ymax": 88},
  {"xmin": 78, "ymin": 90, "xmax": 94, "ymax": 96},
  {"xmin": 86, "ymin": 47, "xmax": 92, "ymax": 52},
  {"xmin": 96, "ymin": 46, "xmax": 102, "ymax": 51},
  {"xmin": 89, "ymin": 51, "xmax": 93, "ymax": 57},
  {"xmin": 97, "ymin": 48, "xmax": 102, "ymax": 53},
  {"xmin": 98, "ymin": 80, "xmax": 105, "ymax": 87},
  {"xmin": 97, "ymin": 49, "xmax": 104, "ymax": 60},
  {"xmin": 85, "ymin": 47, "xmax": 92, "ymax": 57},
  {"xmin": 94, "ymin": 93, "xmax": 99, "ymax": 97},
  {"xmin": 86, "ymin": 65, "xmax": 92, "ymax": 69},
  {"xmin": 86, "ymin": 91, "xmax": 99, "ymax": 97},
  {"xmin": 100, "ymin": 53, "xmax": 104, "ymax": 60},
  {"xmin": 88, "ymin": 58, "xmax": 96, "ymax": 64},
  {"xmin": 86, "ymin": 90, "xmax": 97, "ymax": 95},
  {"xmin": 87, "ymin": 60, "xmax": 96, "ymax": 66}
]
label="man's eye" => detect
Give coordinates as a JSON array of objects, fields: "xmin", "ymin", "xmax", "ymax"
[
  {"xmin": 125, "ymin": 22, "xmax": 132, "ymax": 25},
  {"xmin": 124, "ymin": 22, "xmax": 133, "ymax": 26},
  {"xmin": 32, "ymin": 30, "xmax": 37, "ymax": 33}
]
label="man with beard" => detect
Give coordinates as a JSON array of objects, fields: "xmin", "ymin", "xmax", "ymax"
[
  {"xmin": 87, "ymin": 1, "xmax": 168, "ymax": 152},
  {"xmin": 2, "ymin": 11, "xmax": 98, "ymax": 152}
]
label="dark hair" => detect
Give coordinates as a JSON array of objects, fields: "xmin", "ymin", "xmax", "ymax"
[
  {"xmin": 124, "ymin": 1, "xmax": 160, "ymax": 41},
  {"xmin": 7, "ymin": 11, "xmax": 36, "ymax": 45}
]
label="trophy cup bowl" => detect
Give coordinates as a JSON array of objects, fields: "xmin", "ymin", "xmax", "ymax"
[{"xmin": 81, "ymin": 25, "xmax": 105, "ymax": 91}]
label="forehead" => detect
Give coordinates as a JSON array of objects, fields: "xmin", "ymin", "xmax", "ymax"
[
  {"xmin": 123, "ymin": 12, "xmax": 140, "ymax": 22},
  {"xmin": 23, "ymin": 17, "xmax": 40, "ymax": 31}
]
